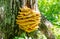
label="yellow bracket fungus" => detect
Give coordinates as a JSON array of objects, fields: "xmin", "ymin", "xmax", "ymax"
[{"xmin": 16, "ymin": 6, "xmax": 41, "ymax": 33}]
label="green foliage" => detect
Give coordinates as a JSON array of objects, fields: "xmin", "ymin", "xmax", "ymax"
[
  {"xmin": 38, "ymin": 0, "xmax": 60, "ymax": 26},
  {"xmin": 13, "ymin": 37, "xmax": 24, "ymax": 39},
  {"xmin": 38, "ymin": 0, "xmax": 60, "ymax": 39}
]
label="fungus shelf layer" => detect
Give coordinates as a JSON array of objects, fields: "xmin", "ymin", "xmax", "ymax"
[{"xmin": 16, "ymin": 6, "xmax": 41, "ymax": 33}]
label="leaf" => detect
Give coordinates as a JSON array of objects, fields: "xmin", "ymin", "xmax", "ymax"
[
  {"xmin": 18, "ymin": 37, "xmax": 24, "ymax": 39},
  {"xmin": 13, "ymin": 37, "xmax": 24, "ymax": 39}
]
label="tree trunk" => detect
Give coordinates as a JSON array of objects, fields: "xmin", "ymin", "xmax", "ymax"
[{"xmin": 0, "ymin": 0, "xmax": 55, "ymax": 39}]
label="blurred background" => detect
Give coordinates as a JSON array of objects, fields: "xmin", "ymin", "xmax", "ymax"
[{"xmin": 38, "ymin": 0, "xmax": 60, "ymax": 39}]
